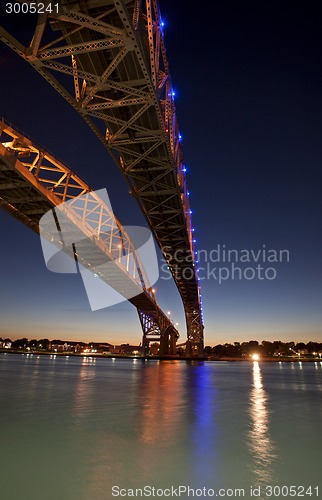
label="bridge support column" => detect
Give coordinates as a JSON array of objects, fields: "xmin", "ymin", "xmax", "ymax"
[
  {"xmin": 159, "ymin": 327, "xmax": 178, "ymax": 355},
  {"xmin": 159, "ymin": 329, "xmax": 169, "ymax": 355},
  {"xmin": 138, "ymin": 310, "xmax": 179, "ymax": 356},
  {"xmin": 169, "ymin": 330, "xmax": 178, "ymax": 355},
  {"xmin": 159, "ymin": 314, "xmax": 179, "ymax": 355},
  {"xmin": 185, "ymin": 310, "xmax": 204, "ymax": 357},
  {"xmin": 158, "ymin": 312, "xmax": 170, "ymax": 355}
]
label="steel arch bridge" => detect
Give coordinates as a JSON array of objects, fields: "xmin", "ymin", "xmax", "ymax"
[
  {"xmin": 0, "ymin": 0, "xmax": 204, "ymax": 355},
  {"xmin": 0, "ymin": 118, "xmax": 179, "ymax": 354}
]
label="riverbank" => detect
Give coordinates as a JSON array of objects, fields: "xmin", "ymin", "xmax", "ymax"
[{"xmin": 1, "ymin": 348, "xmax": 320, "ymax": 362}]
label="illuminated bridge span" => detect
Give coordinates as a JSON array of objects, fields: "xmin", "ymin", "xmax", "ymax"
[
  {"xmin": 0, "ymin": 0, "xmax": 204, "ymax": 355},
  {"xmin": 0, "ymin": 119, "xmax": 179, "ymax": 354}
]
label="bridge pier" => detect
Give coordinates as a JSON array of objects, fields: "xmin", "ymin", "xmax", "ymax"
[
  {"xmin": 185, "ymin": 310, "xmax": 204, "ymax": 357},
  {"xmin": 169, "ymin": 331, "xmax": 178, "ymax": 355},
  {"xmin": 159, "ymin": 331, "xmax": 169, "ymax": 356},
  {"xmin": 138, "ymin": 310, "xmax": 179, "ymax": 356}
]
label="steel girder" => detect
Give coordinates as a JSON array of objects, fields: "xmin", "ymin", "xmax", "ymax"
[
  {"xmin": 0, "ymin": 119, "xmax": 178, "ymax": 352},
  {"xmin": 0, "ymin": 0, "xmax": 204, "ymax": 355}
]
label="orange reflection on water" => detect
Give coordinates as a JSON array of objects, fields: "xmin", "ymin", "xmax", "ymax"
[
  {"xmin": 72, "ymin": 356, "xmax": 96, "ymax": 420},
  {"xmin": 139, "ymin": 361, "xmax": 183, "ymax": 445},
  {"xmin": 249, "ymin": 361, "xmax": 276, "ymax": 483}
]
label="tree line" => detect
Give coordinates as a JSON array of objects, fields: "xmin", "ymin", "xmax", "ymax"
[
  {"xmin": 0, "ymin": 338, "xmax": 85, "ymax": 350},
  {"xmin": 1, "ymin": 337, "xmax": 322, "ymax": 357},
  {"xmin": 205, "ymin": 340, "xmax": 322, "ymax": 358}
]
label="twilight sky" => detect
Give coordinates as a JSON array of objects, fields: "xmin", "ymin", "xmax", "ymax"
[{"xmin": 0, "ymin": 0, "xmax": 321, "ymax": 345}]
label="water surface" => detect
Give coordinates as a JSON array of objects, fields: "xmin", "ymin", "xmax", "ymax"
[{"xmin": 0, "ymin": 354, "xmax": 321, "ymax": 499}]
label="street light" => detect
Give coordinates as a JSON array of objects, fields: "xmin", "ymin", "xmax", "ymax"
[{"xmin": 289, "ymin": 347, "xmax": 300, "ymax": 359}]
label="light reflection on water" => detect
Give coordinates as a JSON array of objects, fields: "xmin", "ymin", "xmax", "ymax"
[
  {"xmin": 0, "ymin": 354, "xmax": 321, "ymax": 500},
  {"xmin": 188, "ymin": 362, "xmax": 219, "ymax": 488},
  {"xmin": 139, "ymin": 361, "xmax": 182, "ymax": 445},
  {"xmin": 248, "ymin": 362, "xmax": 276, "ymax": 486}
]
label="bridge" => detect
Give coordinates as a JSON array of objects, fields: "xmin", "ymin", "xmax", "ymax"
[
  {"xmin": 0, "ymin": 0, "xmax": 204, "ymax": 355},
  {"xmin": 0, "ymin": 118, "xmax": 180, "ymax": 354}
]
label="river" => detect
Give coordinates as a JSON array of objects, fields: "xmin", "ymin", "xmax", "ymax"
[{"xmin": 0, "ymin": 354, "xmax": 321, "ymax": 499}]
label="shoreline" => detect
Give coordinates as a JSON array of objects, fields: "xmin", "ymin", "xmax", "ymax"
[{"xmin": 1, "ymin": 349, "xmax": 320, "ymax": 362}]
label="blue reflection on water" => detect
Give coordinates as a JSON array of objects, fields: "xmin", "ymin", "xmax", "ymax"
[{"xmin": 188, "ymin": 362, "xmax": 219, "ymax": 487}]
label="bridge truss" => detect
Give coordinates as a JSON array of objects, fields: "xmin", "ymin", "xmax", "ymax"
[
  {"xmin": 0, "ymin": 118, "xmax": 179, "ymax": 355},
  {"xmin": 0, "ymin": 0, "xmax": 204, "ymax": 355}
]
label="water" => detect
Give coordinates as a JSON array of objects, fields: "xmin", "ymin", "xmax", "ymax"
[{"xmin": 0, "ymin": 354, "xmax": 321, "ymax": 500}]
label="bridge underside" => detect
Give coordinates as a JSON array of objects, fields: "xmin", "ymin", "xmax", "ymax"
[
  {"xmin": 0, "ymin": 0, "xmax": 205, "ymax": 355},
  {"xmin": 0, "ymin": 120, "xmax": 179, "ymax": 354}
]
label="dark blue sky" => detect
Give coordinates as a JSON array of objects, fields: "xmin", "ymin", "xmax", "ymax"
[{"xmin": 0, "ymin": 0, "xmax": 321, "ymax": 345}]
